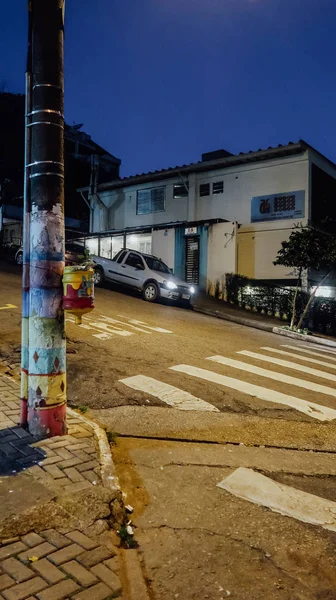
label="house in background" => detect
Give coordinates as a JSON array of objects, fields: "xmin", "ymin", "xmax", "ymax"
[{"xmin": 80, "ymin": 140, "xmax": 336, "ymax": 294}]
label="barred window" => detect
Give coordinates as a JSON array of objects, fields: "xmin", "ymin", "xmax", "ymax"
[
  {"xmin": 136, "ymin": 187, "xmax": 165, "ymax": 215},
  {"xmin": 200, "ymin": 183, "xmax": 210, "ymax": 197},
  {"xmin": 212, "ymin": 181, "xmax": 224, "ymax": 195}
]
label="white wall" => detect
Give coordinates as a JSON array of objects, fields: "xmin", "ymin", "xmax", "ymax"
[
  {"xmin": 207, "ymin": 222, "xmax": 237, "ymax": 296},
  {"xmin": 152, "ymin": 229, "xmax": 175, "ymax": 271},
  {"xmin": 195, "ymin": 154, "xmax": 309, "ymax": 224},
  {"xmin": 237, "ymin": 226, "xmax": 295, "ymax": 280}
]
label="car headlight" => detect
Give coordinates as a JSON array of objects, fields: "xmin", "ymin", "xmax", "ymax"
[
  {"xmin": 189, "ymin": 286, "xmax": 195, "ymax": 294},
  {"xmin": 166, "ymin": 281, "xmax": 177, "ymax": 290}
]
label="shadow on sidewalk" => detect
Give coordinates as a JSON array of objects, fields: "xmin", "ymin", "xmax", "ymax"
[{"xmin": 0, "ymin": 426, "xmax": 46, "ymax": 476}]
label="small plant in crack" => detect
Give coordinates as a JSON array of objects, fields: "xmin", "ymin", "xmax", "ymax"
[
  {"xmin": 106, "ymin": 430, "xmax": 118, "ymax": 445},
  {"xmin": 77, "ymin": 405, "xmax": 88, "ymax": 414},
  {"xmin": 118, "ymin": 524, "xmax": 138, "ymax": 549}
]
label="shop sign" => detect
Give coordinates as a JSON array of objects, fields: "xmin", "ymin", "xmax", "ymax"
[
  {"xmin": 251, "ymin": 190, "xmax": 305, "ymax": 222},
  {"xmin": 185, "ymin": 227, "xmax": 198, "ymax": 235}
]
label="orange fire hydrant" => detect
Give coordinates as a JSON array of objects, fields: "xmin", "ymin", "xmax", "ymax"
[{"xmin": 62, "ymin": 265, "xmax": 94, "ymax": 324}]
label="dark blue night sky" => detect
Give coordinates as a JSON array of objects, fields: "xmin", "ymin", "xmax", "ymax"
[{"xmin": 2, "ymin": 0, "xmax": 336, "ymax": 176}]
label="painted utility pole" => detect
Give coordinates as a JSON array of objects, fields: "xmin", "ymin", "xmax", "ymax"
[{"xmin": 21, "ymin": 0, "xmax": 67, "ymax": 437}]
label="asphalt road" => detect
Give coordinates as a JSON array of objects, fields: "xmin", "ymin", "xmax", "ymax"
[
  {"xmin": 1, "ymin": 266, "xmax": 336, "ymax": 424},
  {"xmin": 3, "ymin": 266, "xmax": 336, "ymax": 599}
]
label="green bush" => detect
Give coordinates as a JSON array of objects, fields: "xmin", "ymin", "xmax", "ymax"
[{"xmin": 225, "ymin": 274, "xmax": 336, "ymax": 335}]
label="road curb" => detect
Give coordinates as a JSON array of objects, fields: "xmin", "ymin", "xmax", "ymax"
[
  {"xmin": 194, "ymin": 306, "xmax": 336, "ymax": 348},
  {"xmin": 67, "ymin": 406, "xmax": 121, "ymax": 493},
  {"xmin": 121, "ymin": 549, "xmax": 151, "ymax": 600}
]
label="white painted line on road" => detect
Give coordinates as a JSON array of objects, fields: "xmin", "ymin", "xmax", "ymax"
[
  {"xmin": 170, "ymin": 364, "xmax": 336, "ymax": 420},
  {"xmin": 217, "ymin": 467, "xmax": 336, "ymax": 532},
  {"xmin": 281, "ymin": 344, "xmax": 336, "ymax": 361},
  {"xmin": 0, "ymin": 304, "xmax": 17, "ymax": 310},
  {"xmin": 89, "ymin": 321, "xmax": 133, "ymax": 337},
  {"xmin": 93, "ymin": 332, "xmax": 113, "ymax": 340},
  {"xmin": 261, "ymin": 347, "xmax": 336, "ymax": 371},
  {"xmin": 292, "ymin": 343, "xmax": 336, "ymax": 356},
  {"xmin": 99, "ymin": 315, "xmax": 152, "ymax": 334},
  {"xmin": 238, "ymin": 350, "xmax": 336, "ymax": 383},
  {"xmin": 119, "ymin": 374, "xmax": 219, "ymax": 412},
  {"xmin": 118, "ymin": 316, "xmax": 173, "ymax": 334},
  {"xmin": 207, "ymin": 355, "xmax": 336, "ymax": 398}
]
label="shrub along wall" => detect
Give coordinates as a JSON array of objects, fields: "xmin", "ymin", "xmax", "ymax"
[{"xmin": 224, "ymin": 274, "xmax": 336, "ymax": 336}]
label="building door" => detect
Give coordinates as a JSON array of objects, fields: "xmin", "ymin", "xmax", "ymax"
[{"xmin": 185, "ymin": 236, "xmax": 200, "ymax": 285}]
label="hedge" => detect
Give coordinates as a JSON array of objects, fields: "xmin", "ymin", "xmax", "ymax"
[{"xmin": 225, "ymin": 274, "xmax": 336, "ymax": 336}]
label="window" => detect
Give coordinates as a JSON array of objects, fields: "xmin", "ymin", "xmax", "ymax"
[
  {"xmin": 85, "ymin": 237, "xmax": 99, "ymax": 256},
  {"xmin": 111, "ymin": 235, "xmax": 124, "ymax": 258},
  {"xmin": 136, "ymin": 187, "xmax": 165, "ymax": 215},
  {"xmin": 100, "ymin": 237, "xmax": 112, "ymax": 259},
  {"xmin": 125, "ymin": 252, "xmax": 144, "ymax": 269},
  {"xmin": 199, "ymin": 183, "xmax": 210, "ymax": 197},
  {"xmin": 173, "ymin": 183, "xmax": 188, "ymax": 198},
  {"xmin": 213, "ymin": 181, "xmax": 224, "ymax": 195},
  {"xmin": 126, "ymin": 233, "xmax": 152, "ymax": 255},
  {"xmin": 144, "ymin": 256, "xmax": 171, "ymax": 274},
  {"xmin": 116, "ymin": 250, "xmax": 127, "ymax": 263}
]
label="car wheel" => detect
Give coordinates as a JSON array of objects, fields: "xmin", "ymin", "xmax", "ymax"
[
  {"xmin": 16, "ymin": 251, "xmax": 23, "ymax": 265},
  {"xmin": 143, "ymin": 281, "xmax": 159, "ymax": 302},
  {"xmin": 93, "ymin": 267, "xmax": 104, "ymax": 286}
]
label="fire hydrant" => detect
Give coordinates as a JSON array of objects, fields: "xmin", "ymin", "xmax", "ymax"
[{"xmin": 62, "ymin": 265, "xmax": 94, "ymax": 324}]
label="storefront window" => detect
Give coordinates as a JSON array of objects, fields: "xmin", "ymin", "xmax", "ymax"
[
  {"xmin": 85, "ymin": 237, "xmax": 99, "ymax": 256},
  {"xmin": 126, "ymin": 233, "xmax": 152, "ymax": 255},
  {"xmin": 112, "ymin": 236, "xmax": 124, "ymax": 258},
  {"xmin": 100, "ymin": 237, "xmax": 112, "ymax": 259}
]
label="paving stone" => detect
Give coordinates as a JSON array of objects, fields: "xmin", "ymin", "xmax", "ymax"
[
  {"xmin": 0, "ymin": 537, "xmax": 20, "ymax": 546},
  {"xmin": 31, "ymin": 559, "xmax": 65, "ymax": 584},
  {"xmin": 48, "ymin": 544, "xmax": 83, "ymax": 566},
  {"xmin": 40, "ymin": 531, "xmax": 71, "ymax": 549},
  {"xmin": 61, "ymin": 561, "xmax": 97, "ymax": 586},
  {"xmin": 65, "ymin": 532, "xmax": 97, "ymax": 550},
  {"xmin": 65, "ymin": 444, "xmax": 91, "ymax": 452},
  {"xmin": 73, "ymin": 582, "xmax": 112, "ymax": 600},
  {"xmin": 76, "ymin": 461, "xmax": 99, "ymax": 473},
  {"xmin": 38, "ymin": 456, "xmax": 60, "ymax": 466},
  {"xmin": 62, "ymin": 481, "xmax": 92, "ymax": 494},
  {"xmin": 0, "ymin": 543, "xmax": 27, "ymax": 560},
  {"xmin": 36, "ymin": 579, "xmax": 80, "ymax": 600},
  {"xmin": 103, "ymin": 558, "xmax": 119, "ymax": 573},
  {"xmin": 56, "ymin": 458, "xmax": 82, "ymax": 470},
  {"xmin": 48, "ymin": 440, "xmax": 74, "ymax": 450},
  {"xmin": 77, "ymin": 547, "xmax": 115, "ymax": 568},
  {"xmin": 2, "ymin": 577, "xmax": 47, "ymax": 600},
  {"xmin": 21, "ymin": 534, "xmax": 44, "ymax": 549},
  {"xmin": 81, "ymin": 471, "xmax": 97, "ymax": 483},
  {"xmin": 0, "ymin": 574, "xmax": 15, "ymax": 592},
  {"xmin": 1, "ymin": 557, "xmax": 34, "ymax": 582},
  {"xmin": 53, "ymin": 449, "xmax": 73, "ymax": 461},
  {"xmin": 91, "ymin": 564, "xmax": 121, "ymax": 595},
  {"xmin": 18, "ymin": 543, "xmax": 55, "ymax": 563},
  {"xmin": 42, "ymin": 465, "xmax": 65, "ymax": 479},
  {"xmin": 63, "ymin": 468, "xmax": 84, "ymax": 483}
]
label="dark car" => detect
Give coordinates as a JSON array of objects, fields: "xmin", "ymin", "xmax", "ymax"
[{"xmin": 1, "ymin": 242, "xmax": 86, "ymax": 266}]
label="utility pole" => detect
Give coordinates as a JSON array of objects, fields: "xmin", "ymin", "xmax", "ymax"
[{"xmin": 21, "ymin": 0, "xmax": 67, "ymax": 437}]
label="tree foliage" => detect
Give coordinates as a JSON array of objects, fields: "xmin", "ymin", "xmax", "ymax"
[{"xmin": 274, "ymin": 225, "xmax": 336, "ymax": 330}]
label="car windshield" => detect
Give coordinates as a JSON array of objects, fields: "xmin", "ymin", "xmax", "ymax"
[{"xmin": 144, "ymin": 256, "xmax": 171, "ymax": 274}]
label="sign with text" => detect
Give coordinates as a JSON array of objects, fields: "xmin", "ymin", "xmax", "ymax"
[
  {"xmin": 251, "ymin": 190, "xmax": 305, "ymax": 223},
  {"xmin": 185, "ymin": 227, "xmax": 198, "ymax": 235}
]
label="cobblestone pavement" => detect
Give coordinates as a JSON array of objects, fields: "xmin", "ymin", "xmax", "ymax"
[{"xmin": 0, "ymin": 374, "xmax": 123, "ymax": 600}]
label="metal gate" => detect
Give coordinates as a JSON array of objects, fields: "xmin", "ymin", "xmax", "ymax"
[{"xmin": 185, "ymin": 236, "xmax": 200, "ymax": 285}]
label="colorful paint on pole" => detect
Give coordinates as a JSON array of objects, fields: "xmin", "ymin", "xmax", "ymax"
[{"xmin": 63, "ymin": 266, "xmax": 94, "ymax": 324}]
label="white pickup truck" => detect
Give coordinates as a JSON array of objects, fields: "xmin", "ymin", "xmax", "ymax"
[{"xmin": 92, "ymin": 248, "xmax": 195, "ymax": 305}]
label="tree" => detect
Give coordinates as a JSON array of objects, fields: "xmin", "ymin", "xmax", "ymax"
[{"xmin": 274, "ymin": 225, "xmax": 336, "ymax": 330}]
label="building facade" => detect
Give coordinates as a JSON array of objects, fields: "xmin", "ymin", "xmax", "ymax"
[{"xmin": 79, "ymin": 141, "xmax": 336, "ymax": 293}]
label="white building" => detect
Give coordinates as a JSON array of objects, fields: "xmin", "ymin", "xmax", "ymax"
[{"xmin": 79, "ymin": 141, "xmax": 336, "ymax": 293}]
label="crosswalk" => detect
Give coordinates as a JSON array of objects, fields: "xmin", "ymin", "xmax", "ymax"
[
  {"xmin": 119, "ymin": 342, "xmax": 336, "ymax": 421},
  {"xmin": 66, "ymin": 313, "xmax": 173, "ymax": 340}
]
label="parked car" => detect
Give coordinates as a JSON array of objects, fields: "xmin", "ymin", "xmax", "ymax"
[
  {"xmin": 1, "ymin": 242, "xmax": 86, "ymax": 266},
  {"xmin": 92, "ymin": 249, "xmax": 196, "ymax": 305}
]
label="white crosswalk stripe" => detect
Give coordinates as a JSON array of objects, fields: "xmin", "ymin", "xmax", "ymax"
[
  {"xmin": 207, "ymin": 355, "xmax": 336, "ymax": 398},
  {"xmin": 217, "ymin": 468, "xmax": 336, "ymax": 532},
  {"xmin": 238, "ymin": 350, "xmax": 336, "ymax": 383},
  {"xmin": 280, "ymin": 344, "xmax": 336, "ymax": 362},
  {"xmin": 119, "ymin": 374, "xmax": 219, "ymax": 412},
  {"xmin": 170, "ymin": 364, "xmax": 336, "ymax": 420},
  {"xmin": 291, "ymin": 343, "xmax": 336, "ymax": 357},
  {"xmin": 261, "ymin": 347, "xmax": 336, "ymax": 370}
]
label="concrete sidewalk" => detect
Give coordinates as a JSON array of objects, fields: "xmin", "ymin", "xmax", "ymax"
[{"xmin": 0, "ymin": 373, "xmax": 124, "ymax": 600}]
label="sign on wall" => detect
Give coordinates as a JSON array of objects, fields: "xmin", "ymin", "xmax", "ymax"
[
  {"xmin": 185, "ymin": 227, "xmax": 198, "ymax": 235},
  {"xmin": 251, "ymin": 190, "xmax": 305, "ymax": 223}
]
